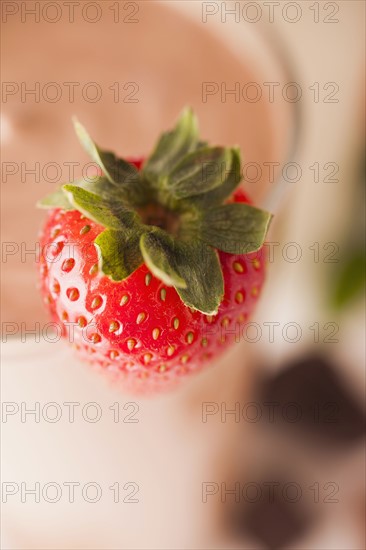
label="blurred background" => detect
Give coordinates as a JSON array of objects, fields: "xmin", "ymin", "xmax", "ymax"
[{"xmin": 1, "ymin": 1, "xmax": 365, "ymax": 548}]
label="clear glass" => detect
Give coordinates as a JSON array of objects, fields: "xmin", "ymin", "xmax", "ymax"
[{"xmin": 1, "ymin": 2, "xmax": 300, "ymax": 548}]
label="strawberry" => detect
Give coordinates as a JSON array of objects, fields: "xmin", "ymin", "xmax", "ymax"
[{"xmin": 38, "ymin": 109, "xmax": 272, "ymax": 393}]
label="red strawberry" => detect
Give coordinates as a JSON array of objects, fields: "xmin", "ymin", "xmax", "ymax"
[{"xmin": 38, "ymin": 109, "xmax": 271, "ymax": 393}]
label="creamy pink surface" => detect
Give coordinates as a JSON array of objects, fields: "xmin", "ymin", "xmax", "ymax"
[
  {"xmin": 1, "ymin": 1, "xmax": 288, "ymax": 326},
  {"xmin": 1, "ymin": 4, "xmax": 283, "ymax": 547}
]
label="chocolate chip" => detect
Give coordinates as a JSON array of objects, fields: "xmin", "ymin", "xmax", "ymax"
[
  {"xmin": 228, "ymin": 476, "xmax": 311, "ymax": 549},
  {"xmin": 259, "ymin": 354, "xmax": 365, "ymax": 446}
]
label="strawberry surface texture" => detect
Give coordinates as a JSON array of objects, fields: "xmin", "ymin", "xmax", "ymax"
[{"xmin": 38, "ymin": 110, "xmax": 271, "ymax": 393}]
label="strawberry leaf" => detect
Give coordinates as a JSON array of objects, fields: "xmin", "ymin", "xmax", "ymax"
[
  {"xmin": 185, "ymin": 148, "xmax": 242, "ymax": 208},
  {"xmin": 143, "ymin": 108, "xmax": 199, "ymax": 184},
  {"xmin": 95, "ymin": 229, "xmax": 143, "ymax": 281},
  {"xmin": 140, "ymin": 229, "xmax": 223, "ymax": 314},
  {"xmin": 73, "ymin": 118, "xmax": 139, "ymax": 185},
  {"xmin": 63, "ymin": 184, "xmax": 139, "ymax": 231},
  {"xmin": 37, "ymin": 188, "xmax": 74, "ymax": 210},
  {"xmin": 140, "ymin": 229, "xmax": 187, "ymax": 288},
  {"xmin": 38, "ymin": 177, "xmax": 117, "ymax": 211},
  {"xmin": 167, "ymin": 147, "xmax": 233, "ymax": 199},
  {"xmin": 174, "ymin": 241, "xmax": 224, "ymax": 315},
  {"xmin": 198, "ymin": 203, "xmax": 272, "ymax": 254}
]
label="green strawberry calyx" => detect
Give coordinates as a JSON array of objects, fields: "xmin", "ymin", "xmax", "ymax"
[{"xmin": 38, "ymin": 108, "xmax": 272, "ymax": 315}]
